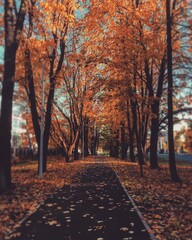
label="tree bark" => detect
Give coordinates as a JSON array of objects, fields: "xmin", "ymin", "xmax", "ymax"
[
  {"xmin": 0, "ymin": 49, "xmax": 16, "ymax": 191},
  {"xmin": 91, "ymin": 125, "xmax": 98, "ymax": 155},
  {"xmin": 84, "ymin": 117, "xmax": 89, "ymax": 156},
  {"xmin": 166, "ymin": 0, "xmax": 180, "ymax": 182},
  {"xmin": 127, "ymin": 107, "xmax": 135, "ymax": 162},
  {"xmin": 145, "ymin": 57, "xmax": 165, "ymax": 169},
  {"xmin": 74, "ymin": 134, "xmax": 80, "ymax": 160},
  {"xmin": 131, "ymin": 100, "xmax": 144, "ymax": 177},
  {"xmin": 66, "ymin": 131, "xmax": 79, "ymax": 162},
  {"xmin": 129, "ymin": 137, "xmax": 135, "ymax": 162},
  {"xmin": 113, "ymin": 130, "xmax": 119, "ymax": 158},
  {"xmin": 150, "ymin": 102, "xmax": 160, "ymax": 168},
  {"xmin": 0, "ymin": 0, "xmax": 27, "ymax": 192},
  {"xmin": 43, "ymin": 77, "xmax": 55, "ymax": 171},
  {"xmin": 42, "ymin": 36, "xmax": 66, "ymax": 171},
  {"xmin": 120, "ymin": 123, "xmax": 128, "ymax": 160},
  {"xmin": 66, "ymin": 146, "xmax": 73, "ymax": 163},
  {"xmin": 25, "ymin": 47, "xmax": 40, "ymax": 148}
]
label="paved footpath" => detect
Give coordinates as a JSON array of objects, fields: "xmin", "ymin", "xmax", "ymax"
[{"xmin": 8, "ymin": 164, "xmax": 155, "ymax": 240}]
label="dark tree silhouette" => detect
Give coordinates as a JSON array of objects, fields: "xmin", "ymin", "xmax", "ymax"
[
  {"xmin": 0, "ymin": 0, "xmax": 27, "ymax": 192},
  {"xmin": 166, "ymin": 0, "xmax": 180, "ymax": 182}
]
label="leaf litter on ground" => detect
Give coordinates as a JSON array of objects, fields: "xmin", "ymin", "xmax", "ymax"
[
  {"xmin": 107, "ymin": 158, "xmax": 192, "ymax": 240},
  {"xmin": 0, "ymin": 156, "xmax": 191, "ymax": 240}
]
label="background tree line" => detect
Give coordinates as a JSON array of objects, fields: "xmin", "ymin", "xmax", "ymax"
[{"xmin": 0, "ymin": 0, "xmax": 191, "ymax": 191}]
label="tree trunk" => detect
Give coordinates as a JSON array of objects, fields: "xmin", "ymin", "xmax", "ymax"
[
  {"xmin": 43, "ymin": 79, "xmax": 55, "ymax": 171},
  {"xmin": 150, "ymin": 102, "xmax": 159, "ymax": 169},
  {"xmin": 25, "ymin": 47, "xmax": 40, "ymax": 148},
  {"xmin": 113, "ymin": 131, "xmax": 119, "ymax": 158},
  {"xmin": 150, "ymin": 118, "xmax": 159, "ymax": 168},
  {"xmin": 145, "ymin": 56, "xmax": 165, "ymax": 169},
  {"xmin": 131, "ymin": 100, "xmax": 144, "ymax": 177},
  {"xmin": 65, "ymin": 148, "xmax": 73, "ymax": 163},
  {"xmin": 84, "ymin": 117, "xmax": 89, "ymax": 156},
  {"xmin": 129, "ymin": 132, "xmax": 135, "ymax": 162},
  {"xmin": 65, "ymin": 152, "xmax": 70, "ymax": 163},
  {"xmin": 166, "ymin": 0, "xmax": 180, "ymax": 182},
  {"xmin": 91, "ymin": 125, "xmax": 97, "ymax": 155},
  {"xmin": 121, "ymin": 122, "xmax": 127, "ymax": 160},
  {"xmin": 66, "ymin": 131, "xmax": 79, "ymax": 162},
  {"xmin": 127, "ymin": 108, "xmax": 135, "ymax": 162},
  {"xmin": 0, "ymin": 48, "xmax": 16, "ymax": 192},
  {"xmin": 74, "ymin": 135, "xmax": 80, "ymax": 160},
  {"xmin": 0, "ymin": 0, "xmax": 27, "ymax": 192}
]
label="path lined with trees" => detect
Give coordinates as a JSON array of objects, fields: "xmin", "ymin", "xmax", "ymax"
[
  {"xmin": 7, "ymin": 163, "xmax": 155, "ymax": 240},
  {"xmin": 0, "ymin": 2, "xmax": 192, "ymax": 239},
  {"xmin": 0, "ymin": 0, "xmax": 191, "ymax": 192}
]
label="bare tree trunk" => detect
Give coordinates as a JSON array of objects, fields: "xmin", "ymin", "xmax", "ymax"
[
  {"xmin": 150, "ymin": 103, "xmax": 159, "ymax": 169},
  {"xmin": 42, "ymin": 36, "xmax": 66, "ymax": 171},
  {"xmin": 131, "ymin": 100, "xmax": 144, "ymax": 177},
  {"xmin": 146, "ymin": 57, "xmax": 165, "ymax": 169},
  {"xmin": 66, "ymin": 131, "xmax": 79, "ymax": 162},
  {"xmin": 0, "ymin": 49, "xmax": 16, "ymax": 192},
  {"xmin": 91, "ymin": 125, "xmax": 98, "ymax": 155},
  {"xmin": 114, "ymin": 130, "xmax": 119, "ymax": 158},
  {"xmin": 84, "ymin": 117, "xmax": 89, "ymax": 156},
  {"xmin": 166, "ymin": 0, "xmax": 180, "ymax": 182},
  {"xmin": 127, "ymin": 108, "xmax": 135, "ymax": 162},
  {"xmin": 0, "ymin": 0, "xmax": 27, "ymax": 192},
  {"xmin": 129, "ymin": 136, "xmax": 135, "ymax": 162},
  {"xmin": 74, "ymin": 135, "xmax": 80, "ymax": 160},
  {"xmin": 121, "ymin": 122, "xmax": 127, "ymax": 160},
  {"xmin": 25, "ymin": 47, "xmax": 40, "ymax": 149},
  {"xmin": 43, "ymin": 77, "xmax": 55, "ymax": 172}
]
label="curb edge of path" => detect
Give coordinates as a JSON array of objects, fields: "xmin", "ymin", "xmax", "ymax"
[
  {"xmin": 5, "ymin": 201, "xmax": 43, "ymax": 239},
  {"xmin": 115, "ymin": 172, "xmax": 157, "ymax": 240}
]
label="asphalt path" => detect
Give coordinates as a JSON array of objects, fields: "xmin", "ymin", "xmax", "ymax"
[{"xmin": 8, "ymin": 164, "xmax": 155, "ymax": 240}]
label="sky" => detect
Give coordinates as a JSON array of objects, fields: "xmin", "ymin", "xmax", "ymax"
[{"xmin": 0, "ymin": 47, "xmax": 3, "ymax": 64}]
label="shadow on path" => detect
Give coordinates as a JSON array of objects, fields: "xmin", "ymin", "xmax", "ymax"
[{"xmin": 7, "ymin": 164, "xmax": 154, "ymax": 240}]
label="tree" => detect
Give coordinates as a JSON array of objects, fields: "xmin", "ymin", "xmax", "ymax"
[
  {"xmin": 0, "ymin": 0, "xmax": 27, "ymax": 192},
  {"xmin": 22, "ymin": 0, "xmax": 76, "ymax": 171},
  {"xmin": 166, "ymin": 0, "xmax": 180, "ymax": 182}
]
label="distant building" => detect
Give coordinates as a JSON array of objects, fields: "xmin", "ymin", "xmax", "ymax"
[
  {"xmin": 158, "ymin": 131, "xmax": 168, "ymax": 153},
  {"xmin": 158, "ymin": 121, "xmax": 191, "ymax": 154}
]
